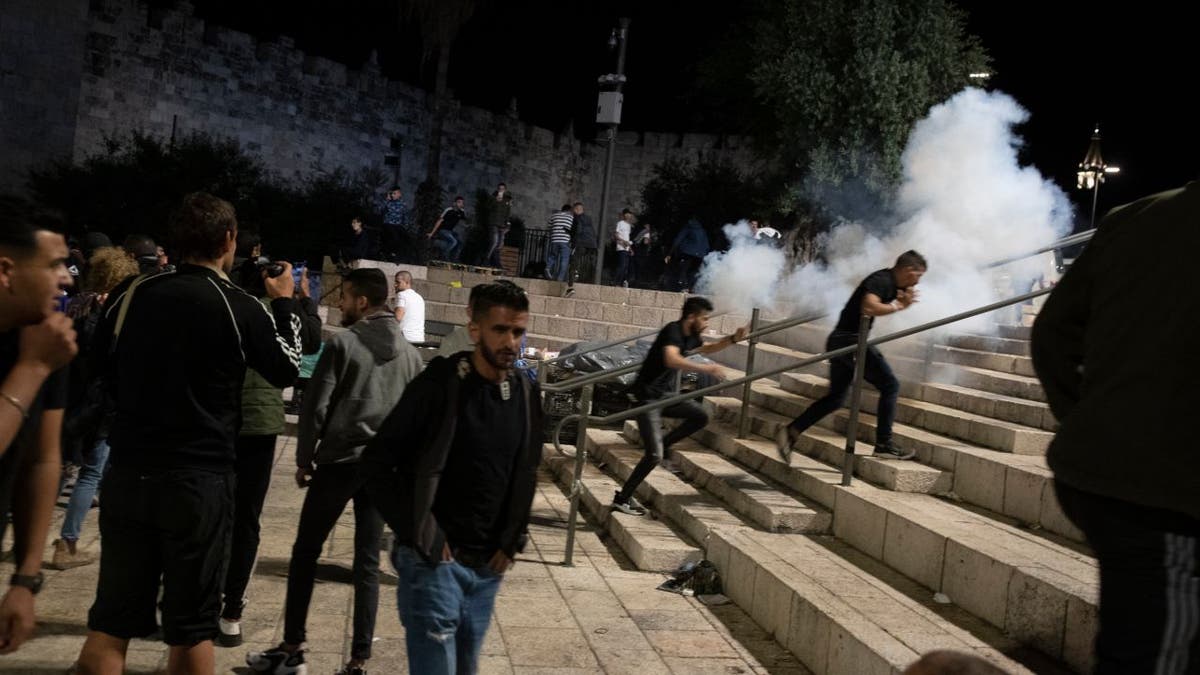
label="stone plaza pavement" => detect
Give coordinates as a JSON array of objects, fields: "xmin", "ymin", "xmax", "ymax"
[{"xmin": 1, "ymin": 434, "xmax": 808, "ymax": 674}]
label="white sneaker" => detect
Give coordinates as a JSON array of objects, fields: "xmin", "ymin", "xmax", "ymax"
[{"xmin": 217, "ymin": 617, "xmax": 242, "ymax": 647}]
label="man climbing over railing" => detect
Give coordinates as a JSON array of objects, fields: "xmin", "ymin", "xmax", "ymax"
[
  {"xmin": 611, "ymin": 296, "xmax": 747, "ymax": 516},
  {"xmin": 775, "ymin": 251, "xmax": 927, "ymax": 462}
]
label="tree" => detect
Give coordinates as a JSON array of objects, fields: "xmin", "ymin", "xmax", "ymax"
[{"xmin": 723, "ymin": 0, "xmax": 989, "ymax": 221}]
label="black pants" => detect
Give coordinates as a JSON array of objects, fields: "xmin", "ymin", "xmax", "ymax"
[
  {"xmin": 668, "ymin": 254, "xmax": 702, "ymax": 291},
  {"xmin": 615, "ymin": 250, "xmax": 632, "ymax": 285},
  {"xmin": 383, "ymin": 227, "xmax": 418, "ymax": 263},
  {"xmin": 221, "ymin": 434, "xmax": 277, "ymax": 620},
  {"xmin": 786, "ymin": 330, "xmax": 900, "ymax": 447},
  {"xmin": 1056, "ymin": 481, "xmax": 1200, "ymax": 674},
  {"xmin": 88, "ymin": 467, "xmax": 234, "ymax": 646},
  {"xmin": 284, "ymin": 463, "xmax": 384, "ymax": 659},
  {"xmin": 617, "ymin": 397, "xmax": 709, "ymax": 503},
  {"xmin": 569, "ymin": 247, "xmax": 597, "ymax": 287}
]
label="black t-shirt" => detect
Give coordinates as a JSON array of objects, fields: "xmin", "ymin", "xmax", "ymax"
[
  {"xmin": 836, "ymin": 269, "xmax": 898, "ymax": 333},
  {"xmin": 433, "ymin": 365, "xmax": 525, "ymax": 552},
  {"xmin": 633, "ymin": 321, "xmax": 703, "ymax": 401},
  {"xmin": 0, "ymin": 330, "xmax": 68, "ymax": 538},
  {"xmin": 440, "ymin": 207, "xmax": 467, "ymax": 234}
]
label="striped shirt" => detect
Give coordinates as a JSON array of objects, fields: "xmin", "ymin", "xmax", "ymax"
[{"xmin": 548, "ymin": 211, "xmax": 574, "ymax": 244}]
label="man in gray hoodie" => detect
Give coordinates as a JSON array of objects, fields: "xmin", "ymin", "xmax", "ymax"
[{"xmin": 246, "ymin": 268, "xmax": 424, "ymax": 675}]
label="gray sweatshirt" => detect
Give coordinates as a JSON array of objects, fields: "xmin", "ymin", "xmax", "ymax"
[{"xmin": 297, "ymin": 311, "xmax": 424, "ymax": 466}]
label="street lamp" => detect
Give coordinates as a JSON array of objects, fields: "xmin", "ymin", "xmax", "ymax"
[
  {"xmin": 592, "ymin": 18, "xmax": 630, "ymax": 285},
  {"xmin": 1076, "ymin": 125, "xmax": 1120, "ymax": 227}
]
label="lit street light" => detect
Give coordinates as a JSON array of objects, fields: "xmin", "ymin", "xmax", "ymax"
[{"xmin": 1076, "ymin": 125, "xmax": 1120, "ymax": 227}]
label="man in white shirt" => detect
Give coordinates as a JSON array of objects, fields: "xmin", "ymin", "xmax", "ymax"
[
  {"xmin": 613, "ymin": 209, "xmax": 635, "ymax": 288},
  {"xmin": 393, "ymin": 271, "xmax": 425, "ymax": 343}
]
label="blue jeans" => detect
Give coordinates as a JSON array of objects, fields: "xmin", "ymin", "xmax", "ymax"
[
  {"xmin": 546, "ymin": 242, "xmax": 571, "ymax": 281},
  {"xmin": 485, "ymin": 227, "xmax": 507, "ymax": 267},
  {"xmin": 61, "ymin": 438, "xmax": 109, "ymax": 542},
  {"xmin": 432, "ymin": 230, "xmax": 462, "ymax": 261},
  {"xmin": 391, "ymin": 544, "xmax": 502, "ymax": 675}
]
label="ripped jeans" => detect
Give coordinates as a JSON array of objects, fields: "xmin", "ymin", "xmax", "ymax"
[{"xmin": 391, "ymin": 544, "xmax": 502, "ymax": 675}]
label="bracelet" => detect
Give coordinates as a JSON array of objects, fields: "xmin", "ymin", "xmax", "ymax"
[
  {"xmin": 0, "ymin": 392, "xmax": 29, "ymax": 420},
  {"xmin": 891, "ymin": 300, "xmax": 901, "ymax": 312}
]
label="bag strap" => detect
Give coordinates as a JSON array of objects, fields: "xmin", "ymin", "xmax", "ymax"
[{"xmin": 109, "ymin": 273, "xmax": 153, "ymax": 355}]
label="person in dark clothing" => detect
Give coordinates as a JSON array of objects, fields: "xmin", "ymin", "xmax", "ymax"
[
  {"xmin": 247, "ymin": 268, "xmax": 424, "ymax": 675},
  {"xmin": 75, "ymin": 192, "xmax": 303, "ymax": 675},
  {"xmin": 612, "ymin": 297, "xmax": 746, "ymax": 515},
  {"xmin": 0, "ymin": 197, "xmax": 76, "ymax": 655},
  {"xmin": 565, "ymin": 201, "xmax": 597, "ymax": 295},
  {"xmin": 775, "ymin": 251, "xmax": 927, "ymax": 463},
  {"xmin": 428, "ymin": 197, "xmax": 468, "ymax": 262},
  {"xmin": 483, "ymin": 183, "xmax": 513, "ymax": 268},
  {"xmin": 1031, "ymin": 183, "xmax": 1200, "ymax": 674},
  {"xmin": 361, "ymin": 282, "xmax": 542, "ymax": 675},
  {"xmin": 217, "ymin": 241, "xmax": 323, "ymax": 649},
  {"xmin": 380, "ymin": 186, "xmax": 412, "ymax": 263},
  {"xmin": 664, "ymin": 218, "xmax": 710, "ymax": 292},
  {"xmin": 122, "ymin": 234, "xmax": 163, "ymax": 275}
]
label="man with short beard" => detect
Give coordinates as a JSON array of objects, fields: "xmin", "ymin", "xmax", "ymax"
[
  {"xmin": 362, "ymin": 281, "xmax": 542, "ymax": 675},
  {"xmin": 247, "ymin": 268, "xmax": 423, "ymax": 675}
]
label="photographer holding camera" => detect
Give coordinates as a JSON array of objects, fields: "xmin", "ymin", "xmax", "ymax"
[{"xmin": 218, "ymin": 241, "xmax": 322, "ymax": 648}]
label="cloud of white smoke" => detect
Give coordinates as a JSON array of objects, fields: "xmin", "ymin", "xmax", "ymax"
[{"xmin": 697, "ymin": 88, "xmax": 1074, "ymax": 335}]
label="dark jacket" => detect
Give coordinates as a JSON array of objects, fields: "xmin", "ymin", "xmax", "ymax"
[
  {"xmin": 486, "ymin": 193, "xmax": 513, "ymax": 229},
  {"xmin": 241, "ymin": 295, "xmax": 322, "ymax": 437},
  {"xmin": 572, "ymin": 212, "xmax": 597, "ymax": 249},
  {"xmin": 93, "ymin": 264, "xmax": 303, "ymax": 473},
  {"xmin": 1031, "ymin": 182, "xmax": 1200, "ymax": 520},
  {"xmin": 671, "ymin": 219, "xmax": 710, "ymax": 259},
  {"xmin": 360, "ymin": 352, "xmax": 543, "ymax": 562}
]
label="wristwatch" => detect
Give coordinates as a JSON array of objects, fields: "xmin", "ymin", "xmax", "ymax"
[{"xmin": 9, "ymin": 573, "xmax": 43, "ymax": 595}]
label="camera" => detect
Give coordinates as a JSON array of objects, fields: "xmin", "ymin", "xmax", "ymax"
[{"xmin": 253, "ymin": 256, "xmax": 287, "ymax": 278}]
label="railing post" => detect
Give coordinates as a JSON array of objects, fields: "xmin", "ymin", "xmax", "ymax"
[
  {"xmin": 920, "ymin": 333, "xmax": 937, "ymax": 383},
  {"xmin": 738, "ymin": 308, "xmax": 761, "ymax": 438},
  {"xmin": 562, "ymin": 382, "xmax": 594, "ymax": 567},
  {"xmin": 841, "ymin": 313, "xmax": 872, "ymax": 487}
]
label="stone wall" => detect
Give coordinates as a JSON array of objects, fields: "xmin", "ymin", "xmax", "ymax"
[{"xmin": 4, "ymin": 0, "xmax": 761, "ymax": 230}]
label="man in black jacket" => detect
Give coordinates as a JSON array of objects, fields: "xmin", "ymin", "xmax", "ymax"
[
  {"xmin": 1032, "ymin": 182, "xmax": 1200, "ymax": 673},
  {"xmin": 565, "ymin": 201, "xmax": 597, "ymax": 295},
  {"xmin": 75, "ymin": 192, "xmax": 303, "ymax": 675},
  {"xmin": 362, "ymin": 281, "xmax": 540, "ymax": 675}
]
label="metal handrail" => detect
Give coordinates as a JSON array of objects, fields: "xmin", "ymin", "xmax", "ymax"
[
  {"xmin": 553, "ymin": 228, "xmax": 1095, "ymax": 565},
  {"xmin": 554, "ymin": 286, "xmax": 1048, "ymax": 446}
]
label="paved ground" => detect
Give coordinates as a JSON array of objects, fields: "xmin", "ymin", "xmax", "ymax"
[{"xmin": 1, "ymin": 434, "xmax": 808, "ymax": 674}]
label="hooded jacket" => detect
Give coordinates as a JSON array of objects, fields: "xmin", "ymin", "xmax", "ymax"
[
  {"xmin": 297, "ymin": 312, "xmax": 424, "ymax": 466},
  {"xmin": 671, "ymin": 219, "xmax": 710, "ymax": 259}
]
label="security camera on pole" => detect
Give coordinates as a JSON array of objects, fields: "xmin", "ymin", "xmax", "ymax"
[{"xmin": 592, "ymin": 18, "xmax": 630, "ymax": 285}]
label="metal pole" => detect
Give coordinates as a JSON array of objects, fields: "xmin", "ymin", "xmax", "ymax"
[
  {"xmin": 841, "ymin": 314, "xmax": 872, "ymax": 487},
  {"xmin": 738, "ymin": 308, "xmax": 761, "ymax": 438},
  {"xmin": 1090, "ymin": 181, "xmax": 1101, "ymax": 228},
  {"xmin": 592, "ymin": 18, "xmax": 630, "ymax": 286},
  {"xmin": 562, "ymin": 382, "xmax": 594, "ymax": 566}
]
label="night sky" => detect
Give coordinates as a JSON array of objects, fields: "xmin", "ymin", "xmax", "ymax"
[{"xmin": 169, "ymin": 0, "xmax": 1193, "ymax": 223}]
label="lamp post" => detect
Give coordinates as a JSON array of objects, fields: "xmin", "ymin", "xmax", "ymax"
[
  {"xmin": 592, "ymin": 18, "xmax": 630, "ymax": 285},
  {"xmin": 1076, "ymin": 125, "xmax": 1120, "ymax": 228}
]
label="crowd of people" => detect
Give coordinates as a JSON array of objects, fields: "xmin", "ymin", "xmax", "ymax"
[{"xmin": 0, "ymin": 179, "xmax": 1196, "ymax": 675}]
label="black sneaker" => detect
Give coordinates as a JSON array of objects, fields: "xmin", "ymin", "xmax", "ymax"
[
  {"xmin": 873, "ymin": 441, "xmax": 916, "ymax": 460},
  {"xmin": 775, "ymin": 427, "xmax": 797, "ymax": 463},
  {"xmin": 246, "ymin": 644, "xmax": 307, "ymax": 674},
  {"xmin": 334, "ymin": 664, "xmax": 366, "ymax": 675},
  {"xmin": 611, "ymin": 491, "xmax": 647, "ymax": 516}
]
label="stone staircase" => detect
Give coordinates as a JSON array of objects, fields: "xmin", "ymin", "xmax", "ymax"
[{"xmin": 322, "ymin": 262, "xmax": 1096, "ymax": 674}]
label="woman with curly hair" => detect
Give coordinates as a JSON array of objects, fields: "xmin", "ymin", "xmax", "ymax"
[{"xmin": 49, "ymin": 246, "xmax": 139, "ymax": 569}]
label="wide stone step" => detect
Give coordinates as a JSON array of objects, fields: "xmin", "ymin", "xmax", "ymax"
[
  {"xmin": 781, "ymin": 373, "xmax": 1053, "ymax": 455},
  {"xmin": 424, "ymin": 300, "xmax": 658, "ymax": 342},
  {"xmin": 676, "ymin": 421, "xmax": 1099, "ymax": 670},
  {"xmin": 994, "ymin": 324, "xmax": 1032, "ymax": 341},
  {"xmin": 921, "ymin": 382, "xmax": 1055, "ymax": 431},
  {"xmin": 424, "ymin": 266, "xmax": 698, "ymax": 310},
  {"xmin": 543, "ymin": 446, "xmax": 701, "ymax": 572},
  {"xmin": 946, "ymin": 333, "xmax": 1031, "ymax": 357},
  {"xmin": 934, "ymin": 345, "xmax": 1037, "ymax": 377},
  {"xmin": 617, "ymin": 421, "xmax": 831, "ymax": 533},
  {"xmin": 581, "ymin": 429, "xmax": 753, "ymax": 546},
  {"xmin": 734, "ymin": 385, "xmax": 1083, "ymax": 543},
  {"xmin": 929, "ymin": 363, "xmax": 1047, "ymax": 403},
  {"xmin": 710, "ymin": 529, "xmax": 1046, "ymax": 675},
  {"xmin": 704, "ymin": 402, "xmax": 953, "ymax": 495}
]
